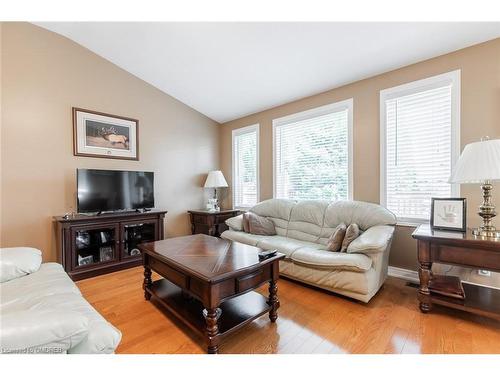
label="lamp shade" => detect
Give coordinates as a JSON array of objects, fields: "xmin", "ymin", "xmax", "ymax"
[
  {"xmin": 204, "ymin": 170, "xmax": 228, "ymax": 188},
  {"xmin": 449, "ymin": 139, "xmax": 500, "ymax": 183}
]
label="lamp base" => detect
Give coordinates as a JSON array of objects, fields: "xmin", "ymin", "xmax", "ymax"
[{"xmin": 472, "ymin": 227, "xmax": 500, "ymax": 238}]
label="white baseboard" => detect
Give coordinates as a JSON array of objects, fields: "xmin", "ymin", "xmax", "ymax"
[
  {"xmin": 388, "ymin": 266, "xmax": 500, "ymax": 290},
  {"xmin": 388, "ymin": 266, "xmax": 419, "ymax": 283}
]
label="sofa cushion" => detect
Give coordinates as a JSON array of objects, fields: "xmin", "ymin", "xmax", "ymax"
[
  {"xmin": 0, "ymin": 263, "xmax": 81, "ymax": 310},
  {"xmin": 0, "ymin": 309, "xmax": 89, "ymax": 354},
  {"xmin": 225, "ymin": 214, "xmax": 244, "ymax": 231},
  {"xmin": 287, "ymin": 200, "xmax": 329, "ymax": 242},
  {"xmin": 318, "ymin": 201, "xmax": 396, "ymax": 244},
  {"xmin": 0, "ymin": 247, "xmax": 42, "ymax": 283},
  {"xmin": 290, "ymin": 248, "xmax": 372, "ymax": 272},
  {"xmin": 244, "ymin": 212, "xmax": 276, "ymax": 235},
  {"xmin": 220, "ymin": 230, "xmax": 272, "ymax": 247},
  {"xmin": 35, "ymin": 293, "xmax": 122, "ymax": 354},
  {"xmin": 249, "ymin": 199, "xmax": 295, "ymax": 236},
  {"xmin": 0, "ymin": 262, "xmax": 122, "ymax": 354},
  {"xmin": 256, "ymin": 236, "xmax": 326, "ymax": 258},
  {"xmin": 347, "ymin": 225, "xmax": 395, "ymax": 255}
]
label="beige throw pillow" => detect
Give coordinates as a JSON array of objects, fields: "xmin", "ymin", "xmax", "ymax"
[
  {"xmin": 326, "ymin": 223, "xmax": 347, "ymax": 252},
  {"xmin": 341, "ymin": 223, "xmax": 360, "ymax": 252},
  {"xmin": 244, "ymin": 212, "xmax": 276, "ymax": 235},
  {"xmin": 242, "ymin": 213, "xmax": 250, "ymax": 233}
]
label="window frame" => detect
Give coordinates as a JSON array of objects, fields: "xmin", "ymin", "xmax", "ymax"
[
  {"xmin": 272, "ymin": 98, "xmax": 354, "ymax": 201},
  {"xmin": 379, "ymin": 70, "xmax": 461, "ymax": 225},
  {"xmin": 231, "ymin": 123, "xmax": 260, "ymax": 210}
]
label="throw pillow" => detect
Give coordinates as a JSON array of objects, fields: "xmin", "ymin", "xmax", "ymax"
[
  {"xmin": 341, "ymin": 223, "xmax": 360, "ymax": 252},
  {"xmin": 326, "ymin": 223, "xmax": 347, "ymax": 252},
  {"xmin": 226, "ymin": 214, "xmax": 244, "ymax": 231},
  {"xmin": 244, "ymin": 212, "xmax": 276, "ymax": 235},
  {"xmin": 242, "ymin": 212, "xmax": 250, "ymax": 233}
]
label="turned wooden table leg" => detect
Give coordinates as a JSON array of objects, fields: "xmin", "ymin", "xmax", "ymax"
[
  {"xmin": 418, "ymin": 261, "xmax": 433, "ymax": 313},
  {"xmin": 268, "ymin": 279, "xmax": 280, "ymax": 322},
  {"xmin": 143, "ymin": 265, "xmax": 152, "ymax": 301},
  {"xmin": 204, "ymin": 307, "xmax": 221, "ymax": 354}
]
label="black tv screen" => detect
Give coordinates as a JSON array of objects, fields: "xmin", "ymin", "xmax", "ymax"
[{"xmin": 77, "ymin": 169, "xmax": 154, "ymax": 213}]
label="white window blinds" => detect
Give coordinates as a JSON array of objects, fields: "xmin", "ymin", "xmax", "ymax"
[
  {"xmin": 381, "ymin": 71, "xmax": 460, "ymax": 222},
  {"xmin": 274, "ymin": 100, "xmax": 352, "ymax": 201},
  {"xmin": 232, "ymin": 125, "xmax": 259, "ymax": 208}
]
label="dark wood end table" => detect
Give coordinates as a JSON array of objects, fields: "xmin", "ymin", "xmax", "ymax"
[
  {"xmin": 139, "ymin": 234, "xmax": 285, "ymax": 354},
  {"xmin": 188, "ymin": 209, "xmax": 241, "ymax": 237},
  {"xmin": 412, "ymin": 224, "xmax": 500, "ymax": 320}
]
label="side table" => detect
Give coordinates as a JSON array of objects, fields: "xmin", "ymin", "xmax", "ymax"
[{"xmin": 188, "ymin": 209, "xmax": 241, "ymax": 237}]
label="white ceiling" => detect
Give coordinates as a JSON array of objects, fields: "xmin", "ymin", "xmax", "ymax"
[{"xmin": 36, "ymin": 22, "xmax": 500, "ymax": 123}]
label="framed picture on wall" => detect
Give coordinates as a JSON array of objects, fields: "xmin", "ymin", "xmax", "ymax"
[
  {"xmin": 73, "ymin": 107, "xmax": 139, "ymax": 160},
  {"xmin": 430, "ymin": 198, "xmax": 467, "ymax": 232}
]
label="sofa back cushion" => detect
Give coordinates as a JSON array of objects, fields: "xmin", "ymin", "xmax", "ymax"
[
  {"xmin": 287, "ymin": 200, "xmax": 329, "ymax": 242},
  {"xmin": 319, "ymin": 201, "xmax": 396, "ymax": 245},
  {"xmin": 0, "ymin": 247, "xmax": 42, "ymax": 283},
  {"xmin": 244, "ymin": 212, "xmax": 277, "ymax": 235},
  {"xmin": 250, "ymin": 199, "xmax": 295, "ymax": 236}
]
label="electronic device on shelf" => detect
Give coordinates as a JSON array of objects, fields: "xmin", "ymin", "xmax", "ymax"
[
  {"xmin": 77, "ymin": 169, "xmax": 155, "ymax": 214},
  {"xmin": 258, "ymin": 249, "xmax": 278, "ymax": 260}
]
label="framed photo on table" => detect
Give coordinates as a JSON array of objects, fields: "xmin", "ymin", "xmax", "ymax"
[
  {"xmin": 430, "ymin": 198, "xmax": 467, "ymax": 232},
  {"xmin": 73, "ymin": 107, "xmax": 139, "ymax": 160}
]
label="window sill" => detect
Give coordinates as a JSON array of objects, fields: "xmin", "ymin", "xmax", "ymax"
[{"xmin": 396, "ymin": 220, "xmax": 429, "ymax": 228}]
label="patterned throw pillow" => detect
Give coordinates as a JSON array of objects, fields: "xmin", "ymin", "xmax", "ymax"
[
  {"xmin": 341, "ymin": 223, "xmax": 361, "ymax": 252},
  {"xmin": 244, "ymin": 212, "xmax": 276, "ymax": 235},
  {"xmin": 326, "ymin": 223, "xmax": 347, "ymax": 252}
]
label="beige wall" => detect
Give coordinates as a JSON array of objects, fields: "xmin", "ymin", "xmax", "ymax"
[
  {"xmin": 0, "ymin": 23, "xmax": 220, "ymax": 262},
  {"xmin": 219, "ymin": 38, "xmax": 500, "ymax": 286}
]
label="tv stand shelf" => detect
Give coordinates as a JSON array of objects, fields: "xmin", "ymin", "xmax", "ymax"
[{"xmin": 54, "ymin": 210, "xmax": 167, "ymax": 281}]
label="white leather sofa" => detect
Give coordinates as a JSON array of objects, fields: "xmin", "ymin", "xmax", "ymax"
[
  {"xmin": 0, "ymin": 247, "xmax": 121, "ymax": 354},
  {"xmin": 222, "ymin": 199, "xmax": 396, "ymax": 302}
]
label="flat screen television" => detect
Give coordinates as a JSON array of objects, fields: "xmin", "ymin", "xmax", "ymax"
[{"xmin": 77, "ymin": 169, "xmax": 155, "ymax": 213}]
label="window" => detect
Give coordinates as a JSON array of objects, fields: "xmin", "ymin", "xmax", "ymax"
[
  {"xmin": 380, "ymin": 70, "xmax": 460, "ymax": 222},
  {"xmin": 232, "ymin": 124, "xmax": 259, "ymax": 208},
  {"xmin": 273, "ymin": 99, "xmax": 353, "ymax": 201}
]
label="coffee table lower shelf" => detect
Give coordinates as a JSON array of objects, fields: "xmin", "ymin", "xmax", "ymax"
[{"xmin": 147, "ymin": 279, "xmax": 272, "ymax": 345}]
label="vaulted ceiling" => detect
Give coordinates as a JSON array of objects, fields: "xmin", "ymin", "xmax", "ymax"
[{"xmin": 36, "ymin": 22, "xmax": 500, "ymax": 123}]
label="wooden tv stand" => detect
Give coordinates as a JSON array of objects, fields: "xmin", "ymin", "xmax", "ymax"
[{"xmin": 54, "ymin": 210, "xmax": 167, "ymax": 280}]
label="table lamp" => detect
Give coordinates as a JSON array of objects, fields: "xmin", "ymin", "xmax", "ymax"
[
  {"xmin": 204, "ymin": 170, "xmax": 228, "ymax": 211},
  {"xmin": 449, "ymin": 137, "xmax": 500, "ymax": 238}
]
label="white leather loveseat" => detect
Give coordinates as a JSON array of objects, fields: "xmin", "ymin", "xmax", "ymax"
[
  {"xmin": 0, "ymin": 247, "xmax": 121, "ymax": 354},
  {"xmin": 222, "ymin": 199, "xmax": 396, "ymax": 302}
]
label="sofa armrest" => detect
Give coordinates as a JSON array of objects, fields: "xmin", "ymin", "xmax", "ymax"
[
  {"xmin": 0, "ymin": 309, "xmax": 89, "ymax": 353},
  {"xmin": 347, "ymin": 225, "xmax": 395, "ymax": 255},
  {"xmin": 0, "ymin": 247, "xmax": 42, "ymax": 283},
  {"xmin": 225, "ymin": 214, "xmax": 244, "ymax": 231}
]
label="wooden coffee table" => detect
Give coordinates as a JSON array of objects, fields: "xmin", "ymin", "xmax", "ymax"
[{"xmin": 138, "ymin": 234, "xmax": 285, "ymax": 354}]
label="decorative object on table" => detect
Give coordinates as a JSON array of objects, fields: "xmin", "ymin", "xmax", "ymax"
[
  {"xmin": 78, "ymin": 254, "xmax": 94, "ymax": 266},
  {"xmin": 99, "ymin": 246, "xmax": 114, "ymax": 262},
  {"xmin": 73, "ymin": 107, "xmax": 139, "ymax": 160},
  {"xmin": 203, "ymin": 170, "xmax": 228, "ymax": 212},
  {"xmin": 430, "ymin": 198, "xmax": 466, "ymax": 232},
  {"xmin": 449, "ymin": 137, "xmax": 500, "ymax": 238},
  {"xmin": 130, "ymin": 248, "xmax": 141, "ymax": 256},
  {"xmin": 75, "ymin": 231, "xmax": 90, "ymax": 250}
]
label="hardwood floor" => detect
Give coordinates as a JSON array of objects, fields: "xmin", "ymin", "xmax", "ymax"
[{"xmin": 77, "ymin": 266, "xmax": 500, "ymax": 354}]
